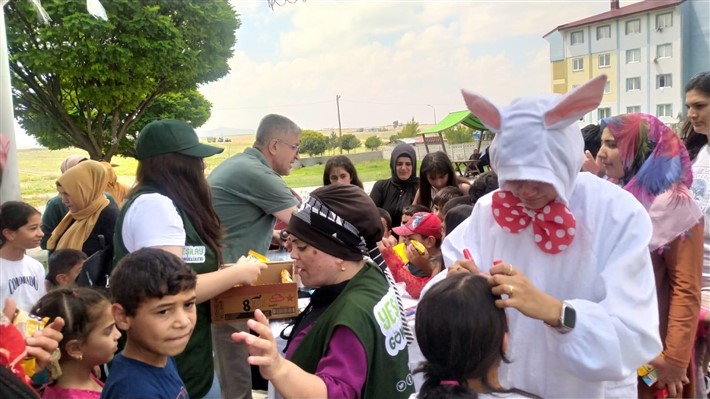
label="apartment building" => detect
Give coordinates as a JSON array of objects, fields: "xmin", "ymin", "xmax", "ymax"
[{"xmin": 544, "ymin": 0, "xmax": 709, "ymax": 125}]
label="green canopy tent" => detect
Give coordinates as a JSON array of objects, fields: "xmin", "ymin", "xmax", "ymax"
[
  {"xmin": 419, "ymin": 111, "xmax": 489, "ymax": 155},
  {"xmin": 422, "ymin": 110, "xmax": 487, "ymax": 133}
]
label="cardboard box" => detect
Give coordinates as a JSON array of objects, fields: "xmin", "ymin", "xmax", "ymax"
[{"xmin": 211, "ymin": 261, "xmax": 299, "ymax": 323}]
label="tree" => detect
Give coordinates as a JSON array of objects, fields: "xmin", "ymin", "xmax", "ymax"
[
  {"xmin": 364, "ymin": 135, "xmax": 383, "ymax": 151},
  {"xmin": 399, "ymin": 117, "xmax": 420, "ymax": 138},
  {"xmin": 339, "ymin": 134, "xmax": 361, "ymax": 153},
  {"xmin": 328, "ymin": 131, "xmax": 340, "ymax": 154},
  {"xmin": 389, "ymin": 134, "xmax": 400, "ymax": 143},
  {"xmin": 6, "ymin": 0, "xmax": 239, "ymax": 161},
  {"xmin": 300, "ymin": 130, "xmax": 328, "ymax": 157},
  {"xmin": 393, "ymin": 120, "xmax": 399, "ymax": 129},
  {"xmin": 444, "ymin": 125, "xmax": 474, "ymax": 145}
]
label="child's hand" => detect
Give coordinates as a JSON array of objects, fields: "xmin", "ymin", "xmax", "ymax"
[
  {"xmin": 3, "ymin": 298, "xmax": 64, "ymax": 371},
  {"xmin": 237, "ymin": 262, "xmax": 268, "ymax": 285},
  {"xmin": 26, "ymin": 317, "xmax": 64, "ymax": 371},
  {"xmin": 406, "ymin": 241, "xmax": 430, "ymax": 271}
]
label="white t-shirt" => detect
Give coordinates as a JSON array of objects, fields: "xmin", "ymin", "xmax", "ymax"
[
  {"xmin": 0, "ymin": 255, "xmax": 47, "ymax": 312},
  {"xmin": 121, "ymin": 193, "xmax": 185, "ymax": 251}
]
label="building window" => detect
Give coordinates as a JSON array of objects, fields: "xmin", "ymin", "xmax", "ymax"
[
  {"xmin": 596, "ymin": 25, "xmax": 611, "ymax": 40},
  {"xmin": 656, "ymin": 43, "xmax": 672, "ymax": 59},
  {"xmin": 656, "ymin": 74, "xmax": 672, "ymax": 89},
  {"xmin": 598, "ymin": 53, "xmax": 611, "ymax": 68},
  {"xmin": 626, "ymin": 77, "xmax": 641, "ymax": 91},
  {"xmin": 625, "ymin": 19, "xmax": 641, "ymax": 35},
  {"xmin": 572, "ymin": 58, "xmax": 584, "ymax": 71},
  {"xmin": 604, "ymin": 82, "xmax": 611, "ymax": 94},
  {"xmin": 656, "ymin": 13, "xmax": 672, "ymax": 30},
  {"xmin": 657, "ymin": 104, "xmax": 673, "ymax": 118},
  {"xmin": 598, "ymin": 107, "xmax": 611, "ymax": 120},
  {"xmin": 626, "ymin": 49, "xmax": 641, "ymax": 63},
  {"xmin": 627, "ymin": 106, "xmax": 641, "ymax": 113},
  {"xmin": 570, "ymin": 31, "xmax": 584, "ymax": 45}
]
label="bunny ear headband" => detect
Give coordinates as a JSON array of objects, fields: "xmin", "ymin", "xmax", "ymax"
[
  {"xmin": 461, "ymin": 75, "xmax": 607, "ymax": 133},
  {"xmin": 457, "ymin": 76, "xmax": 607, "ymax": 254},
  {"xmin": 458, "ymin": 75, "xmax": 607, "ymax": 205}
]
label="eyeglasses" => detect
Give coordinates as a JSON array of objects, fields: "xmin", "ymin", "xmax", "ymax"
[{"xmin": 276, "ymin": 139, "xmax": 300, "ymax": 153}]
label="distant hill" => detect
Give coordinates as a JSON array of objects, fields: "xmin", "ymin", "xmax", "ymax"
[{"xmin": 196, "ymin": 126, "xmax": 254, "ymax": 137}]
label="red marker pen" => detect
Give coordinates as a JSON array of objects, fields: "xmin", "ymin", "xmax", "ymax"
[{"xmin": 463, "ymin": 249, "xmax": 473, "ymax": 261}]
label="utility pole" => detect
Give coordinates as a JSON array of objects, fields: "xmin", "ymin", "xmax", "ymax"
[{"xmin": 336, "ymin": 95, "xmax": 343, "ymax": 154}]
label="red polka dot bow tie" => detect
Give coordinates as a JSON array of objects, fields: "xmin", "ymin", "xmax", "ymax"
[{"xmin": 491, "ymin": 190, "xmax": 576, "ymax": 254}]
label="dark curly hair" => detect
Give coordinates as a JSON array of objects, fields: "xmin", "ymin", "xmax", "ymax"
[{"xmin": 110, "ymin": 248, "xmax": 197, "ymax": 316}]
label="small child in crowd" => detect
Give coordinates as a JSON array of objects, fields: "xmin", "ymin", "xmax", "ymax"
[
  {"xmin": 0, "ymin": 201, "xmax": 46, "ymax": 312},
  {"xmin": 400, "ymin": 204, "xmax": 430, "ymax": 227},
  {"xmin": 442, "ymin": 204, "xmax": 473, "ymax": 239},
  {"xmin": 101, "ymin": 248, "xmax": 197, "ymax": 399},
  {"xmin": 468, "ymin": 170, "xmax": 498, "ymax": 205},
  {"xmin": 30, "ymin": 287, "xmax": 120, "ymax": 399},
  {"xmin": 378, "ymin": 208, "xmax": 398, "ymax": 246},
  {"xmin": 431, "ymin": 186, "xmax": 464, "ymax": 219},
  {"xmin": 394, "ymin": 212, "xmax": 443, "ymax": 277},
  {"xmin": 414, "ymin": 273, "xmax": 540, "ymax": 399},
  {"xmin": 382, "ymin": 212, "xmax": 443, "ymax": 299},
  {"xmin": 45, "ymin": 249, "xmax": 87, "ymax": 291}
]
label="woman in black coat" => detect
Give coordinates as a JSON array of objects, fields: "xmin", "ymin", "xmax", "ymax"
[{"xmin": 370, "ymin": 143, "xmax": 419, "ymax": 229}]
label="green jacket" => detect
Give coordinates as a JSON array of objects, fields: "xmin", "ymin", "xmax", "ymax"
[
  {"xmin": 113, "ymin": 186, "xmax": 217, "ymax": 399},
  {"xmin": 290, "ymin": 262, "xmax": 415, "ymax": 398}
]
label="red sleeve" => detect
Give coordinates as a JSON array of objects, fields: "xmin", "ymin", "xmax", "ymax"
[{"xmin": 381, "ymin": 246, "xmax": 433, "ymax": 299}]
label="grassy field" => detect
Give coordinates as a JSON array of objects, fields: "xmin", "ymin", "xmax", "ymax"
[{"xmin": 17, "ymin": 134, "xmax": 391, "ymax": 208}]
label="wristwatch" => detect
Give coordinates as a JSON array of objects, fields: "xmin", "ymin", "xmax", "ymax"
[{"xmin": 548, "ymin": 301, "xmax": 576, "ymax": 334}]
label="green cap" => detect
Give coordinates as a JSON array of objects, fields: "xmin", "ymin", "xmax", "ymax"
[{"xmin": 135, "ymin": 119, "xmax": 224, "ymax": 160}]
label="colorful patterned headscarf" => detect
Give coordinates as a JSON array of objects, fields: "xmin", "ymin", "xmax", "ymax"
[
  {"xmin": 600, "ymin": 113, "xmax": 701, "ymax": 251},
  {"xmin": 600, "ymin": 113, "xmax": 693, "ymax": 207}
]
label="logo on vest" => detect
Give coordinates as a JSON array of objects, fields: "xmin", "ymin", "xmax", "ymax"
[
  {"xmin": 396, "ymin": 374, "xmax": 414, "ymax": 393},
  {"xmin": 182, "ymin": 246, "xmax": 206, "ymax": 263},
  {"xmin": 374, "ymin": 287, "xmax": 407, "ymax": 356}
]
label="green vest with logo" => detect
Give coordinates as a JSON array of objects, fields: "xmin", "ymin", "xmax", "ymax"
[
  {"xmin": 114, "ymin": 186, "xmax": 217, "ymax": 399},
  {"xmin": 289, "ymin": 262, "xmax": 414, "ymax": 398}
]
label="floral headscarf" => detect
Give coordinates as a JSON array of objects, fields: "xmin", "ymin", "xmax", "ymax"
[
  {"xmin": 600, "ymin": 113, "xmax": 700, "ymax": 251},
  {"xmin": 600, "ymin": 113, "xmax": 693, "ymax": 207}
]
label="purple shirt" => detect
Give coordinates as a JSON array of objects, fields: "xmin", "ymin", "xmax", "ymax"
[{"xmin": 286, "ymin": 324, "xmax": 367, "ymax": 399}]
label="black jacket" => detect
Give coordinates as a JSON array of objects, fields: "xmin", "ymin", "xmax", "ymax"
[{"xmin": 370, "ymin": 143, "xmax": 419, "ymax": 228}]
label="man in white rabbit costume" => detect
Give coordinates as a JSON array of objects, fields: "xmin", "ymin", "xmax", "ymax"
[{"xmin": 442, "ymin": 75, "xmax": 662, "ymax": 398}]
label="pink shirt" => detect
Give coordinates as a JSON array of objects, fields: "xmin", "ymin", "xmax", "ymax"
[{"xmin": 43, "ymin": 374, "xmax": 103, "ymax": 399}]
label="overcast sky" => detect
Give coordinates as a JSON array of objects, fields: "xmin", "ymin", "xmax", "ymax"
[{"xmin": 14, "ymin": 0, "xmax": 638, "ymax": 146}]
